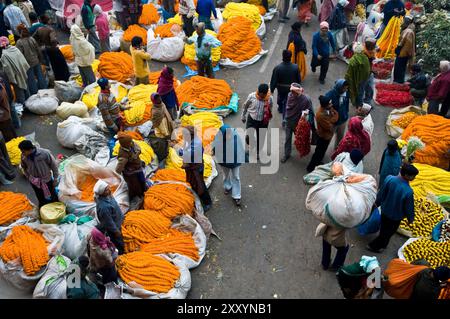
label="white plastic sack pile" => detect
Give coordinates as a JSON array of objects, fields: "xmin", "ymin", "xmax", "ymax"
[
  {"xmin": 0, "ymin": 223, "xmax": 65, "ymax": 292},
  {"xmin": 105, "ymin": 256, "xmax": 191, "ymax": 299},
  {"xmin": 58, "ymin": 154, "xmax": 129, "ymax": 216},
  {"xmin": 57, "ymin": 116, "xmax": 96, "ymax": 149},
  {"xmin": 170, "ymin": 214, "xmax": 207, "ymax": 269},
  {"xmin": 33, "ymin": 255, "xmax": 71, "ymax": 299},
  {"xmin": 305, "ymin": 174, "xmax": 377, "ymax": 228},
  {"xmin": 54, "ymin": 80, "xmax": 83, "ymax": 103},
  {"xmin": 220, "ymin": 49, "xmax": 268, "ymax": 69},
  {"xmin": 25, "ymin": 89, "xmax": 59, "ymax": 115},
  {"xmin": 59, "ymin": 217, "xmax": 97, "ymax": 260},
  {"xmin": 57, "ymin": 101, "xmax": 89, "ymax": 120},
  {"xmin": 110, "ymin": 30, "xmax": 124, "ymax": 52},
  {"xmin": 147, "ymin": 28, "xmax": 185, "ymax": 62}
]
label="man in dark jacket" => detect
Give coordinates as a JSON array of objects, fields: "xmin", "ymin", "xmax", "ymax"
[
  {"xmin": 408, "ymin": 64, "xmax": 429, "ymax": 106},
  {"xmin": 281, "ymin": 83, "xmax": 314, "ymax": 163},
  {"xmin": 270, "ymin": 49, "xmax": 301, "ymax": 123},
  {"xmin": 81, "ymin": 0, "xmax": 101, "ymax": 54},
  {"xmin": 94, "ymin": 180, "xmax": 125, "ymax": 255},
  {"xmin": 325, "ymin": 79, "xmax": 349, "ymax": 149},
  {"xmin": 411, "ymin": 266, "xmax": 450, "ymax": 299}
]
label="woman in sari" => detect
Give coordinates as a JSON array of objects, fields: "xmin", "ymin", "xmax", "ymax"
[
  {"xmin": 286, "ymin": 22, "xmax": 307, "ymax": 81},
  {"xmin": 296, "ymin": 0, "xmax": 314, "ymax": 25},
  {"xmin": 319, "ymin": 0, "xmax": 336, "ymax": 23},
  {"xmin": 331, "ymin": 116, "xmax": 371, "ymax": 160}
]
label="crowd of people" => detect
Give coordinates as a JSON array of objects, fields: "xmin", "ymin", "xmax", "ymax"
[{"xmin": 0, "ymin": 0, "xmax": 448, "ymax": 299}]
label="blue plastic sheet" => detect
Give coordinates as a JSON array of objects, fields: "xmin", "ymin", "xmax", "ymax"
[{"xmin": 183, "ymin": 64, "xmax": 220, "ymax": 78}]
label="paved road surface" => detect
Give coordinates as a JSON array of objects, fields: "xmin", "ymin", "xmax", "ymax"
[{"xmin": 0, "ymin": 9, "xmax": 404, "ymax": 298}]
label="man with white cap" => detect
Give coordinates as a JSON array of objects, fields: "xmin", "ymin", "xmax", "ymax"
[
  {"xmin": 311, "ymin": 21, "xmax": 336, "ymax": 84},
  {"xmin": 94, "ymin": 180, "xmax": 125, "ymax": 255},
  {"xmin": 426, "ymin": 60, "xmax": 450, "ymax": 117},
  {"xmin": 356, "ymin": 102, "xmax": 374, "ymax": 138}
]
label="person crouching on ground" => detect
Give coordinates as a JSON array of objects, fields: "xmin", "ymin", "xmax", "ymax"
[
  {"xmin": 19, "ymin": 140, "xmax": 59, "ymax": 207},
  {"xmin": 213, "ymin": 124, "xmax": 245, "ymax": 207},
  {"xmin": 181, "ymin": 125, "xmax": 212, "ymax": 212},
  {"xmin": 115, "ymin": 132, "xmax": 147, "ymax": 200},
  {"xmin": 94, "ymin": 180, "xmax": 125, "ymax": 255}
]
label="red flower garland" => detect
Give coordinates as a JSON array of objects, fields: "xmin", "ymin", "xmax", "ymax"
[
  {"xmin": 294, "ymin": 118, "xmax": 311, "ymax": 157},
  {"xmin": 375, "ymin": 83, "xmax": 413, "ymax": 107}
]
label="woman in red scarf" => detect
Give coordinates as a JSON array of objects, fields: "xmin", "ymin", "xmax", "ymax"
[
  {"xmin": 86, "ymin": 227, "xmax": 119, "ymax": 285},
  {"xmin": 157, "ymin": 66, "xmax": 179, "ymax": 120},
  {"xmin": 331, "ymin": 116, "xmax": 370, "ymax": 160}
]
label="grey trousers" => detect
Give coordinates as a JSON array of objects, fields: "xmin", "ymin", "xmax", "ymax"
[
  {"xmin": 87, "ymin": 27, "xmax": 101, "ymax": 54},
  {"xmin": 284, "ymin": 125, "xmax": 295, "ymax": 158},
  {"xmin": 100, "ymin": 38, "xmax": 111, "ymax": 53},
  {"xmin": 278, "ymin": 0, "xmax": 290, "ymax": 17},
  {"xmin": 334, "ymin": 121, "xmax": 347, "ymax": 149},
  {"xmin": 78, "ymin": 65, "xmax": 96, "ymax": 87}
]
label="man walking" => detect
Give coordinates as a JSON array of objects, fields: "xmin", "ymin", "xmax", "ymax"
[
  {"xmin": 367, "ymin": 163, "xmax": 418, "ymax": 253},
  {"xmin": 179, "ymin": 0, "xmax": 195, "ymax": 36},
  {"xmin": 196, "ymin": 0, "xmax": 217, "ymax": 31},
  {"xmin": 270, "ymin": 49, "xmax": 301, "ymax": 122},
  {"xmin": 311, "ymin": 22, "xmax": 336, "ymax": 84},
  {"xmin": 281, "ymin": 83, "xmax": 313, "ymax": 163},
  {"xmin": 18, "ymin": 140, "xmax": 59, "ymax": 207},
  {"xmin": 81, "ymin": 0, "xmax": 101, "ymax": 54}
]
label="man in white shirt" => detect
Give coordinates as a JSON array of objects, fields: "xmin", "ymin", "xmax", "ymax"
[{"xmin": 3, "ymin": 0, "xmax": 29, "ymax": 37}]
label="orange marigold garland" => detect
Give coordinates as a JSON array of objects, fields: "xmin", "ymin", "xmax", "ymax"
[
  {"xmin": 123, "ymin": 24, "xmax": 148, "ymax": 45},
  {"xmin": 0, "ymin": 225, "xmax": 49, "ymax": 275},
  {"xmin": 77, "ymin": 175, "xmax": 118, "ymax": 202},
  {"xmin": 141, "ymin": 229, "xmax": 200, "ymax": 261},
  {"xmin": 122, "ymin": 210, "xmax": 172, "ymax": 252},
  {"xmin": 138, "ymin": 3, "xmax": 160, "ymax": 25},
  {"xmin": 151, "ymin": 169, "xmax": 187, "ymax": 183},
  {"xmin": 218, "ymin": 16, "xmax": 262, "ymax": 63},
  {"xmin": 116, "ymin": 251, "xmax": 180, "ymax": 293},
  {"xmin": 154, "ymin": 23, "xmax": 176, "ymax": 38},
  {"xmin": 144, "ymin": 184, "xmax": 195, "ymax": 219},
  {"xmin": 0, "ymin": 192, "xmax": 33, "ymax": 226}
]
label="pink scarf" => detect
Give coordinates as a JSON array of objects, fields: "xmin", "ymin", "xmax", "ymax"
[
  {"xmin": 91, "ymin": 227, "xmax": 115, "ymax": 250},
  {"xmin": 29, "ymin": 176, "xmax": 51, "ymax": 199}
]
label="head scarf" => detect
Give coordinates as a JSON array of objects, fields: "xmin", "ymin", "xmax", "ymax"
[
  {"xmin": 117, "ymin": 131, "xmax": 133, "ymax": 147},
  {"xmin": 359, "ymin": 256, "xmax": 379, "ymax": 273},
  {"xmin": 97, "ymin": 78, "xmax": 109, "ymax": 90},
  {"xmin": 93, "ymin": 4, "xmax": 102, "ymax": 15},
  {"xmin": 290, "ymin": 83, "xmax": 303, "ymax": 94},
  {"xmin": 0, "ymin": 36, "xmax": 9, "ymax": 48},
  {"xmin": 333, "ymin": 117, "xmax": 371, "ymax": 159},
  {"xmin": 320, "ymin": 21, "xmax": 329, "ymax": 30},
  {"xmin": 93, "ymin": 180, "xmax": 109, "ymax": 196},
  {"xmin": 353, "ymin": 42, "xmax": 364, "ymax": 54},
  {"xmin": 91, "ymin": 227, "xmax": 116, "ymax": 250},
  {"xmin": 157, "ymin": 67, "xmax": 174, "ymax": 96},
  {"xmin": 288, "ymin": 24, "xmax": 306, "ymax": 57}
]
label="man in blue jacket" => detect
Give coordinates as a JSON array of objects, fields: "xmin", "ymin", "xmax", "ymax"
[
  {"xmin": 196, "ymin": 0, "xmax": 217, "ymax": 31},
  {"xmin": 311, "ymin": 21, "xmax": 336, "ymax": 84},
  {"xmin": 325, "ymin": 79, "xmax": 349, "ymax": 148},
  {"xmin": 367, "ymin": 163, "xmax": 418, "ymax": 253}
]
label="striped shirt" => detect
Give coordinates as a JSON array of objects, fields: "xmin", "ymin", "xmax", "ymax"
[{"xmin": 241, "ymin": 92, "xmax": 273, "ymax": 122}]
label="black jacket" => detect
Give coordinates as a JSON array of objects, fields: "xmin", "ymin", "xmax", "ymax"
[{"xmin": 270, "ymin": 62, "xmax": 301, "ymax": 95}]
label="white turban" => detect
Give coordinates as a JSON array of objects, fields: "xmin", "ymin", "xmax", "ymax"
[
  {"xmin": 353, "ymin": 42, "xmax": 364, "ymax": 54},
  {"xmin": 94, "ymin": 180, "xmax": 109, "ymax": 196},
  {"xmin": 361, "ymin": 103, "xmax": 373, "ymax": 113}
]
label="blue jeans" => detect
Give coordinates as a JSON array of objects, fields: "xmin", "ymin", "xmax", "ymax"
[
  {"xmin": 221, "ymin": 166, "xmax": 241, "ymax": 200},
  {"xmin": 27, "ymin": 64, "xmax": 47, "ymax": 95},
  {"xmin": 322, "ymin": 240, "xmax": 349, "ymax": 270},
  {"xmin": 364, "ymin": 73, "xmax": 374, "ymax": 104},
  {"xmin": 355, "ymin": 80, "xmax": 368, "ymax": 107}
]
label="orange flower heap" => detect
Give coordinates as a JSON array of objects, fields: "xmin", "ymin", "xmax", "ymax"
[
  {"xmin": 142, "ymin": 229, "xmax": 200, "ymax": 261},
  {"xmin": 218, "ymin": 16, "xmax": 262, "ymax": 63},
  {"xmin": 0, "ymin": 192, "xmax": 33, "ymax": 226},
  {"xmin": 116, "ymin": 251, "xmax": 180, "ymax": 293},
  {"xmin": 0, "ymin": 225, "xmax": 49, "ymax": 275},
  {"xmin": 98, "ymin": 52, "xmax": 134, "ymax": 83},
  {"xmin": 144, "ymin": 184, "xmax": 195, "ymax": 219},
  {"xmin": 122, "ymin": 210, "xmax": 172, "ymax": 252},
  {"xmin": 123, "ymin": 24, "xmax": 148, "ymax": 45},
  {"xmin": 151, "ymin": 169, "xmax": 187, "ymax": 183}
]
